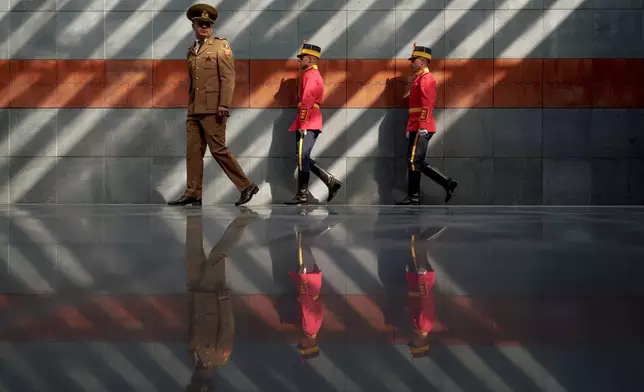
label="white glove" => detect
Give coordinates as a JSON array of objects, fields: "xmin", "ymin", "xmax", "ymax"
[
  {"xmin": 299, "ymin": 129, "xmax": 307, "ymax": 136},
  {"xmin": 405, "ymin": 131, "xmax": 409, "ymax": 139},
  {"xmin": 419, "ymin": 129, "xmax": 428, "ymax": 136}
]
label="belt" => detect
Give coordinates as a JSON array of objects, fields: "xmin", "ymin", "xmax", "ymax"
[
  {"xmin": 408, "ymin": 107, "xmax": 426, "ymax": 113},
  {"xmin": 298, "ymin": 102, "xmax": 320, "ymax": 109}
]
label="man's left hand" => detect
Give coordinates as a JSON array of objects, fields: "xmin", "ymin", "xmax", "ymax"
[
  {"xmin": 299, "ymin": 129, "xmax": 307, "ymax": 136},
  {"xmin": 217, "ymin": 106, "xmax": 230, "ymax": 117},
  {"xmin": 419, "ymin": 129, "xmax": 428, "ymax": 136}
]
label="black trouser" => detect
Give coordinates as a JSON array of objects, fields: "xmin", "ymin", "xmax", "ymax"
[
  {"xmin": 405, "ymin": 131, "xmax": 449, "ymax": 190},
  {"xmin": 295, "ymin": 130, "xmax": 320, "ymax": 172},
  {"xmin": 406, "ymin": 130, "xmax": 432, "ymax": 172}
]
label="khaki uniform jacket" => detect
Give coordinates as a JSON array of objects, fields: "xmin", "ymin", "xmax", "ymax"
[{"xmin": 187, "ymin": 36, "xmax": 235, "ymax": 115}]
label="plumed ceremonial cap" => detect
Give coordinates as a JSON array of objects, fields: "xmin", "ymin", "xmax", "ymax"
[
  {"xmin": 297, "ymin": 40, "xmax": 322, "ymax": 58},
  {"xmin": 409, "ymin": 42, "xmax": 432, "ymax": 61}
]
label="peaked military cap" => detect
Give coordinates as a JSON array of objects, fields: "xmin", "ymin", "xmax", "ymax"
[
  {"xmin": 186, "ymin": 3, "xmax": 218, "ymax": 23},
  {"xmin": 297, "ymin": 40, "xmax": 322, "ymax": 58},
  {"xmin": 409, "ymin": 43, "xmax": 432, "ymax": 61}
]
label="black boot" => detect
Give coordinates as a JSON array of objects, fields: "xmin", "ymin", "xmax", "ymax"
[
  {"xmin": 422, "ymin": 164, "xmax": 458, "ymax": 203},
  {"xmin": 310, "ymin": 160, "xmax": 342, "ymax": 203},
  {"xmin": 285, "ymin": 171, "xmax": 310, "ymax": 205},
  {"xmin": 396, "ymin": 171, "xmax": 421, "ymax": 205},
  {"xmin": 168, "ymin": 195, "xmax": 202, "ymax": 206}
]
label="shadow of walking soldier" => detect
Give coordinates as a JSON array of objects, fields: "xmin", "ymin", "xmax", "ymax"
[{"xmin": 343, "ymin": 74, "xmax": 406, "ymax": 205}]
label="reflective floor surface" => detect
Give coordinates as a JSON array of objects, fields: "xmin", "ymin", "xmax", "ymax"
[{"xmin": 1, "ymin": 205, "xmax": 643, "ymax": 392}]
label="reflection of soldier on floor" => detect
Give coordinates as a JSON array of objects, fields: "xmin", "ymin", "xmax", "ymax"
[
  {"xmin": 405, "ymin": 225, "xmax": 445, "ymax": 359},
  {"xmin": 185, "ymin": 209, "xmax": 258, "ymax": 391},
  {"xmin": 286, "ymin": 207, "xmax": 338, "ymax": 361}
]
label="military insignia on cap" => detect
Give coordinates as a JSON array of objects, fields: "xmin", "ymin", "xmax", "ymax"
[{"xmin": 201, "ymin": 10, "xmax": 209, "ymax": 19}]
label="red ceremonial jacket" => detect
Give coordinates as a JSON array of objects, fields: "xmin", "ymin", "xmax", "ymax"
[
  {"xmin": 289, "ymin": 65, "xmax": 324, "ymax": 132},
  {"xmin": 406, "ymin": 67, "xmax": 437, "ymax": 132},
  {"xmin": 406, "ymin": 271, "xmax": 435, "ymax": 335},
  {"xmin": 288, "ymin": 271, "xmax": 323, "ymax": 338}
]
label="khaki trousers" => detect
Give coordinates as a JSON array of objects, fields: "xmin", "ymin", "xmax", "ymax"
[{"xmin": 185, "ymin": 114, "xmax": 251, "ymax": 198}]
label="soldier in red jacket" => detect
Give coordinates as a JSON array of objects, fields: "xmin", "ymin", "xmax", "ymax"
[
  {"xmin": 285, "ymin": 41, "xmax": 342, "ymax": 205},
  {"xmin": 287, "ymin": 207, "xmax": 339, "ymax": 361},
  {"xmin": 396, "ymin": 44, "xmax": 458, "ymax": 205},
  {"xmin": 406, "ymin": 225, "xmax": 445, "ymax": 359}
]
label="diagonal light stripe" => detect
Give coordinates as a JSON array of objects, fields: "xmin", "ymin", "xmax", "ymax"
[
  {"xmin": 147, "ymin": 343, "xmax": 192, "ymax": 387},
  {"xmin": 5, "ymin": 246, "xmax": 55, "ymax": 293},
  {"xmin": 65, "ymin": 365, "xmax": 107, "ymax": 392},
  {"xmin": 94, "ymin": 344, "xmax": 157, "ymax": 391},
  {"xmin": 8, "ymin": 0, "xmax": 58, "ymax": 56},
  {"xmin": 420, "ymin": 356, "xmax": 465, "ymax": 392},
  {"xmin": 447, "ymin": 345, "xmax": 515, "ymax": 392},
  {"xmin": 218, "ymin": 360, "xmax": 264, "ymax": 392},
  {"xmin": 11, "ymin": 210, "xmax": 95, "ymax": 287},
  {"xmin": 499, "ymin": 346, "xmax": 568, "ymax": 392}
]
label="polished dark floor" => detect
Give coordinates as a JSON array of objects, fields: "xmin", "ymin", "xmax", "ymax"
[{"xmin": 1, "ymin": 205, "xmax": 643, "ymax": 392}]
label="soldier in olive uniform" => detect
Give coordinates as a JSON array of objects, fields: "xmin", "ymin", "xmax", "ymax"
[
  {"xmin": 185, "ymin": 208, "xmax": 258, "ymax": 391},
  {"xmin": 170, "ymin": 3, "xmax": 259, "ymax": 208}
]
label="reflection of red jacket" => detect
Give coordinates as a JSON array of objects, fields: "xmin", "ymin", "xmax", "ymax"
[
  {"xmin": 406, "ymin": 271, "xmax": 435, "ymax": 334},
  {"xmin": 289, "ymin": 65, "xmax": 324, "ymax": 132},
  {"xmin": 288, "ymin": 271, "xmax": 323, "ymax": 337}
]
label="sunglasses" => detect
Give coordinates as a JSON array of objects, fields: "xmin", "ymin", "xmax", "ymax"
[{"xmin": 196, "ymin": 21, "xmax": 213, "ymax": 28}]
